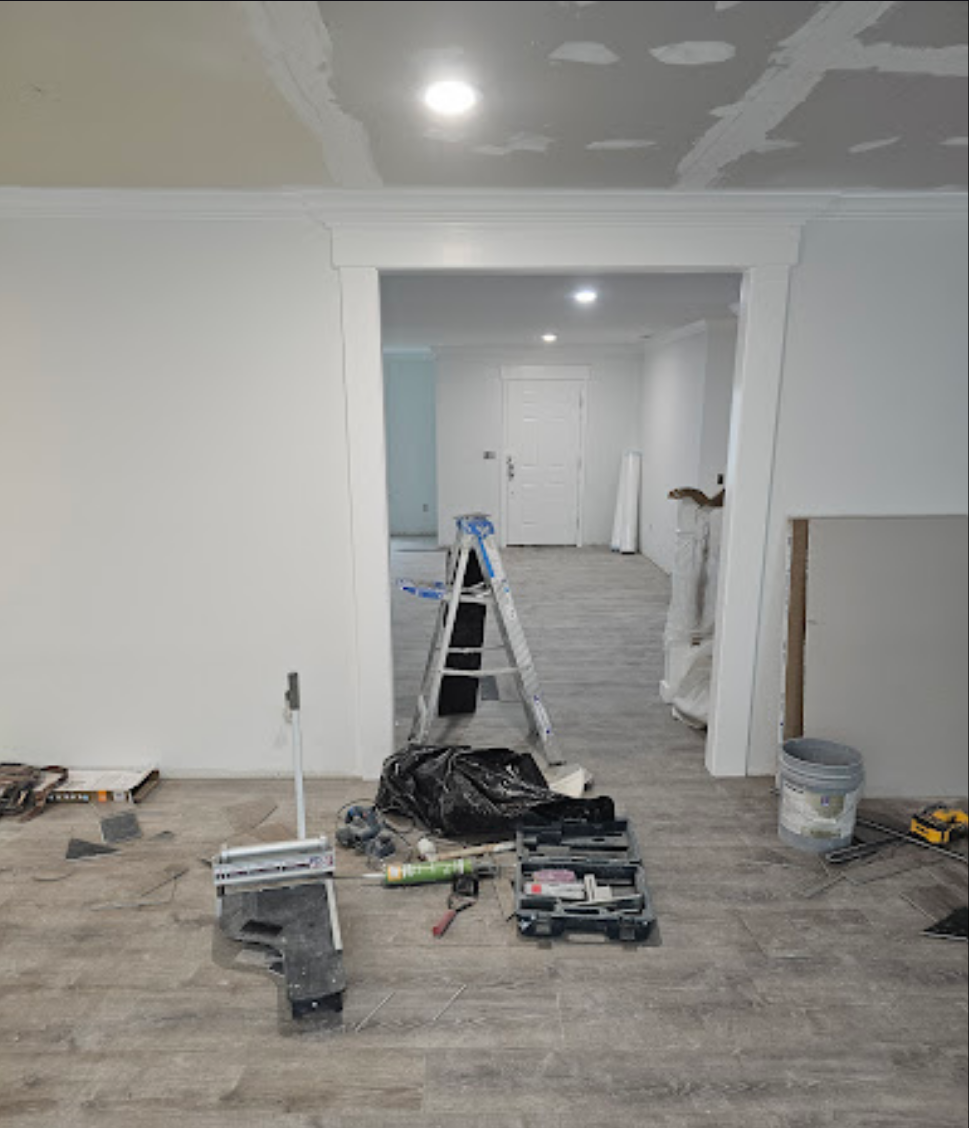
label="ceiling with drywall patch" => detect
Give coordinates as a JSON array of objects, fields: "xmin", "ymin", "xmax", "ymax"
[
  {"xmin": 0, "ymin": 1, "xmax": 965, "ymax": 190},
  {"xmin": 380, "ymin": 273, "xmax": 742, "ymax": 349}
]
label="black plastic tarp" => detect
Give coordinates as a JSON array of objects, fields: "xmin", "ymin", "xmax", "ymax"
[{"xmin": 376, "ymin": 745, "xmax": 614, "ymax": 837}]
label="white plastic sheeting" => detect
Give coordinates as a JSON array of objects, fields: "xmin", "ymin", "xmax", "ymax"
[
  {"xmin": 660, "ymin": 496, "xmax": 723, "ymax": 728},
  {"xmin": 610, "ymin": 450, "xmax": 642, "ymax": 554}
]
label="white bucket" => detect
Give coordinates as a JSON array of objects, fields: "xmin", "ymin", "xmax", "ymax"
[{"xmin": 778, "ymin": 738, "xmax": 865, "ymax": 853}]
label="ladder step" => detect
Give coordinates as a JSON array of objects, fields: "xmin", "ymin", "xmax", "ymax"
[{"xmin": 441, "ymin": 666, "xmax": 518, "ymax": 678}]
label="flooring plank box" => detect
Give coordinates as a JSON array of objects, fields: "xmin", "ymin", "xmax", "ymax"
[{"xmin": 47, "ymin": 767, "xmax": 160, "ymax": 806}]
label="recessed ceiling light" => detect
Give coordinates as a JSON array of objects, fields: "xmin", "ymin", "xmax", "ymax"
[
  {"xmin": 573, "ymin": 288, "xmax": 598, "ymax": 305},
  {"xmin": 423, "ymin": 79, "xmax": 478, "ymax": 117},
  {"xmin": 541, "ymin": 333, "xmax": 558, "ymax": 343}
]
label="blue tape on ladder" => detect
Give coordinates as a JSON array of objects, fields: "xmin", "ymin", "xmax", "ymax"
[
  {"xmin": 457, "ymin": 515, "xmax": 495, "ymax": 539},
  {"xmin": 474, "ymin": 533, "xmax": 495, "ymax": 578},
  {"xmin": 397, "ymin": 580, "xmax": 448, "ymax": 601},
  {"xmin": 456, "ymin": 515, "xmax": 497, "ymax": 578}
]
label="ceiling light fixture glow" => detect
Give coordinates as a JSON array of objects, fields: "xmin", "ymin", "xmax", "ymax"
[
  {"xmin": 573, "ymin": 288, "xmax": 598, "ymax": 305},
  {"xmin": 541, "ymin": 333, "xmax": 558, "ymax": 343},
  {"xmin": 423, "ymin": 79, "xmax": 478, "ymax": 117}
]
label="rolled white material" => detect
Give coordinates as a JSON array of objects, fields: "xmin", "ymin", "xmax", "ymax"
[
  {"xmin": 611, "ymin": 451, "xmax": 642, "ymax": 554},
  {"xmin": 661, "ymin": 496, "xmax": 722, "ymax": 728}
]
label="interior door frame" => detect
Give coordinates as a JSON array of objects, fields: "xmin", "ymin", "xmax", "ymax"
[
  {"xmin": 500, "ymin": 365, "xmax": 590, "ymax": 549},
  {"xmin": 324, "ymin": 193, "xmax": 808, "ymax": 780}
]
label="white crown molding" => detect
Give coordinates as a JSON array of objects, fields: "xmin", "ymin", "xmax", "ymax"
[
  {"xmin": 305, "ymin": 189, "xmax": 834, "ymax": 227},
  {"xmin": 0, "ymin": 188, "xmax": 963, "ymax": 230},
  {"xmin": 702, "ymin": 315, "xmax": 740, "ymax": 332},
  {"xmin": 431, "ymin": 341, "xmax": 645, "ymax": 360},
  {"xmin": 822, "ymin": 192, "xmax": 969, "ymax": 220},
  {"xmin": 0, "ymin": 186, "xmax": 964, "ymax": 225},
  {"xmin": 640, "ymin": 317, "xmax": 735, "ymax": 356},
  {"xmin": 382, "ymin": 346, "xmax": 437, "ymax": 360},
  {"xmin": 645, "ymin": 320, "xmax": 712, "ymax": 350},
  {"xmin": 0, "ymin": 187, "xmax": 311, "ymax": 221}
]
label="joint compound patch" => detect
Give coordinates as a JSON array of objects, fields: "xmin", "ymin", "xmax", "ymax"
[
  {"xmin": 650, "ymin": 42, "xmax": 736, "ymax": 66},
  {"xmin": 587, "ymin": 139, "xmax": 656, "ymax": 151},
  {"xmin": 549, "ymin": 41, "xmax": 619, "ymax": 66}
]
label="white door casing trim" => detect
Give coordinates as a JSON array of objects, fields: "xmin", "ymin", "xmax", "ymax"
[
  {"xmin": 331, "ymin": 211, "xmax": 800, "ymax": 781},
  {"xmin": 500, "ymin": 368, "xmax": 589, "ymax": 550},
  {"xmin": 337, "ymin": 266, "xmax": 395, "ymax": 779}
]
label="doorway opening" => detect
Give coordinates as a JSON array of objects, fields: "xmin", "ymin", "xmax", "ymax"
[{"xmin": 379, "ymin": 270, "xmax": 742, "ymax": 766}]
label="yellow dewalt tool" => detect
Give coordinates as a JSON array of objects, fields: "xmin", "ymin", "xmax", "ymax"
[{"xmin": 909, "ymin": 806, "xmax": 969, "ymax": 847}]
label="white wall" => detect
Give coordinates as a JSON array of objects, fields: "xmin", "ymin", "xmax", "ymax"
[
  {"xmin": 639, "ymin": 319, "xmax": 737, "ymax": 573},
  {"xmin": 698, "ymin": 320, "xmax": 738, "ymax": 494},
  {"xmin": 2, "ymin": 199, "xmax": 965, "ymax": 787},
  {"xmin": 748, "ymin": 216, "xmax": 969, "ymax": 776},
  {"xmin": 0, "ymin": 216, "xmax": 359, "ymax": 776},
  {"xmin": 383, "ymin": 352, "xmax": 437, "ymax": 536},
  {"xmin": 435, "ymin": 346, "xmax": 641, "ymax": 545}
]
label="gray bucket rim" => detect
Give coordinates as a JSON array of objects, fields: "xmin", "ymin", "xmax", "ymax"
[{"xmin": 781, "ymin": 737, "xmax": 864, "ymax": 774}]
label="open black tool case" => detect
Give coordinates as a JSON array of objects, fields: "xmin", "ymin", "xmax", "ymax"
[{"xmin": 514, "ymin": 818, "xmax": 656, "ymax": 943}]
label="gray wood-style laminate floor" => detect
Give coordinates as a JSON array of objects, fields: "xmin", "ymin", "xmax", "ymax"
[{"xmin": 1, "ymin": 544, "xmax": 966, "ymax": 1127}]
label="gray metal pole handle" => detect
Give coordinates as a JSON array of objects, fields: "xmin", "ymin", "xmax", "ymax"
[{"xmin": 286, "ymin": 672, "xmax": 307, "ymax": 840}]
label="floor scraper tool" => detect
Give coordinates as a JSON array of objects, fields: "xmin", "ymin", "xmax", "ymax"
[{"xmin": 212, "ymin": 673, "xmax": 346, "ymax": 1017}]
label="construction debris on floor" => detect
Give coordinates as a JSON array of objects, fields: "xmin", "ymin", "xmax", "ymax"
[
  {"xmin": 0, "ymin": 762, "xmax": 67, "ymax": 819},
  {"xmin": 99, "ymin": 810, "xmax": 143, "ymax": 845},
  {"xmin": 0, "ymin": 762, "xmax": 161, "ymax": 822},
  {"xmin": 786, "ymin": 801, "xmax": 969, "ymax": 942},
  {"xmin": 376, "ymin": 743, "xmax": 613, "ymax": 837},
  {"xmin": 923, "ymin": 905, "xmax": 969, "ymax": 942}
]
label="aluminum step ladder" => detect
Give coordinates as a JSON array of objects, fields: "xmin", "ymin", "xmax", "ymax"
[{"xmin": 400, "ymin": 513, "xmax": 566, "ymax": 769}]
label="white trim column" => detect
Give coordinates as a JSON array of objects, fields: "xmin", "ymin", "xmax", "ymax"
[
  {"xmin": 706, "ymin": 265, "xmax": 793, "ymax": 775},
  {"xmin": 338, "ymin": 266, "xmax": 395, "ymax": 779}
]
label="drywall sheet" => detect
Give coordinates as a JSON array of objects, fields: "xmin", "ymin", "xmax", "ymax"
[{"xmin": 803, "ymin": 516, "xmax": 968, "ymax": 798}]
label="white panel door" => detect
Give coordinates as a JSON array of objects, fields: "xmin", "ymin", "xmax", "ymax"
[{"xmin": 504, "ymin": 377, "xmax": 584, "ymax": 545}]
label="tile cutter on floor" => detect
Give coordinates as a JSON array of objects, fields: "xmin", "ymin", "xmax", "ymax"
[{"xmin": 212, "ymin": 673, "xmax": 346, "ymax": 1017}]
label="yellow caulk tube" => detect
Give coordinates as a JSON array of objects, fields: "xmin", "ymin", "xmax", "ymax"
[{"xmin": 382, "ymin": 858, "xmax": 497, "ymax": 886}]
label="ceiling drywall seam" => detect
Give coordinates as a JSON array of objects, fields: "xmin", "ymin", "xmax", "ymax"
[
  {"xmin": 676, "ymin": 1, "xmax": 902, "ymax": 190},
  {"xmin": 824, "ymin": 41, "xmax": 968, "ymax": 77},
  {"xmin": 848, "ymin": 136, "xmax": 899, "ymax": 153},
  {"xmin": 239, "ymin": 0, "xmax": 382, "ymax": 188},
  {"xmin": 586, "ymin": 139, "xmax": 655, "ymax": 151}
]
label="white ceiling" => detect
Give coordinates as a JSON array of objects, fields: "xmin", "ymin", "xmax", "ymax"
[
  {"xmin": 380, "ymin": 272, "xmax": 741, "ymax": 349},
  {"xmin": 0, "ymin": 1, "xmax": 965, "ymax": 190}
]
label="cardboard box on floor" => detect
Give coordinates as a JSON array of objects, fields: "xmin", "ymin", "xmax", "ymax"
[{"xmin": 48, "ymin": 767, "xmax": 160, "ymax": 805}]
